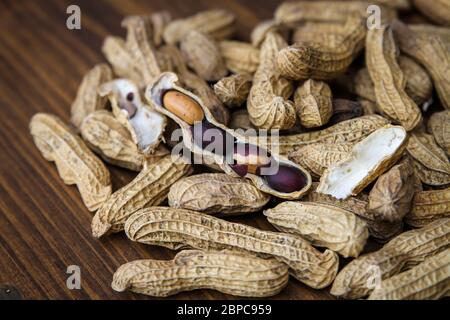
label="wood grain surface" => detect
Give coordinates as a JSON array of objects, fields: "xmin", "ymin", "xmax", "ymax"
[{"xmin": 0, "ymin": 0, "xmax": 342, "ymax": 300}]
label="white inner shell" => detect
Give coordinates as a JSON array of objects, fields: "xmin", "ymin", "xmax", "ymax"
[
  {"xmin": 317, "ymin": 126, "xmax": 406, "ymax": 199},
  {"xmin": 114, "ymin": 79, "xmax": 166, "ymax": 151}
]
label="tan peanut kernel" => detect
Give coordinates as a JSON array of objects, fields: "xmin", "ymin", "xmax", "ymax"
[
  {"xmin": 368, "ymin": 159, "xmax": 416, "ymax": 223},
  {"xmin": 406, "ymin": 188, "xmax": 450, "ymax": 227},
  {"xmin": 91, "ymin": 155, "xmax": 192, "ymax": 237},
  {"xmin": 124, "ymin": 207, "xmax": 339, "ymax": 289},
  {"xmin": 331, "ymin": 218, "xmax": 450, "ymax": 299},
  {"xmin": 112, "ymin": 249, "xmax": 289, "ymax": 298},
  {"xmin": 168, "ymin": 173, "xmax": 270, "ymax": 216},
  {"xmin": 214, "ymin": 73, "xmax": 252, "ymax": 108},
  {"xmin": 264, "ymin": 201, "xmax": 368, "ymax": 258},
  {"xmin": 30, "ymin": 113, "xmax": 111, "ymax": 212},
  {"xmin": 162, "ymin": 90, "xmax": 205, "ymax": 125},
  {"xmin": 368, "ymin": 249, "xmax": 450, "ymax": 300},
  {"xmin": 366, "ymin": 26, "xmax": 422, "ymax": 131},
  {"xmin": 70, "ymin": 64, "xmax": 112, "ymax": 128}
]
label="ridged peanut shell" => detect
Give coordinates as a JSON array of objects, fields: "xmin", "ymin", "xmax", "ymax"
[
  {"xmin": 30, "ymin": 113, "xmax": 111, "ymax": 211},
  {"xmin": 213, "ymin": 73, "xmax": 252, "ymax": 108},
  {"xmin": 163, "ymin": 9, "xmax": 235, "ymax": 44},
  {"xmin": 406, "ymin": 188, "xmax": 450, "ymax": 227},
  {"xmin": 70, "ymin": 64, "xmax": 112, "ymax": 128},
  {"xmin": 366, "ymin": 26, "xmax": 422, "ymax": 131},
  {"xmin": 294, "ymin": 80, "xmax": 332, "ymax": 128},
  {"xmin": 125, "ymin": 207, "xmax": 339, "ymax": 289},
  {"xmin": 264, "ymin": 201, "xmax": 369, "ymax": 258},
  {"xmin": 91, "ymin": 155, "xmax": 192, "ymax": 237},
  {"xmin": 368, "ymin": 159, "xmax": 416, "ymax": 222},
  {"xmin": 331, "ymin": 218, "xmax": 450, "ymax": 299},
  {"xmin": 112, "ymin": 249, "xmax": 289, "ymax": 298},
  {"xmin": 428, "ymin": 111, "xmax": 450, "ymax": 157},
  {"xmin": 368, "ymin": 249, "xmax": 450, "ymax": 300},
  {"xmin": 180, "ymin": 30, "xmax": 227, "ymax": 82},
  {"xmin": 168, "ymin": 173, "xmax": 270, "ymax": 216}
]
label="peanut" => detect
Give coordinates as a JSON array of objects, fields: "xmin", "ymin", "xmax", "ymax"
[
  {"xmin": 70, "ymin": 64, "xmax": 112, "ymax": 128},
  {"xmin": 393, "ymin": 21, "xmax": 450, "ymax": 110},
  {"xmin": 276, "ymin": 15, "xmax": 366, "ymax": 81},
  {"xmin": 91, "ymin": 155, "xmax": 192, "ymax": 237},
  {"xmin": 219, "ymin": 41, "xmax": 260, "ymax": 74},
  {"xmin": 79, "ymin": 110, "xmax": 169, "ymax": 171},
  {"xmin": 163, "ymin": 9, "xmax": 235, "ymax": 45},
  {"xmin": 368, "ymin": 249, "xmax": 450, "ymax": 300},
  {"xmin": 180, "ymin": 30, "xmax": 228, "ymax": 82},
  {"xmin": 366, "ymin": 26, "xmax": 422, "ymax": 131},
  {"xmin": 264, "ymin": 201, "xmax": 369, "ymax": 258},
  {"xmin": 294, "ymin": 80, "xmax": 333, "ymax": 128},
  {"xmin": 123, "ymin": 12, "xmax": 172, "ymax": 48},
  {"xmin": 317, "ymin": 126, "xmax": 408, "ymax": 200},
  {"xmin": 412, "ymin": 0, "xmax": 450, "ymax": 26},
  {"xmin": 247, "ymin": 32, "xmax": 296, "ymax": 130},
  {"xmin": 124, "ymin": 207, "xmax": 339, "ymax": 289},
  {"xmin": 112, "ymin": 249, "xmax": 289, "ymax": 298},
  {"xmin": 250, "ymin": 19, "xmax": 286, "ymax": 48},
  {"xmin": 229, "ymin": 109, "xmax": 256, "ymax": 132},
  {"xmin": 331, "ymin": 218, "xmax": 450, "ymax": 299},
  {"xmin": 407, "ymin": 131, "xmax": 450, "ymax": 186},
  {"xmin": 168, "ymin": 173, "xmax": 270, "ymax": 216},
  {"xmin": 368, "ymin": 159, "xmax": 416, "ymax": 223},
  {"xmin": 428, "ymin": 110, "xmax": 450, "ymax": 157},
  {"xmin": 30, "ymin": 113, "xmax": 111, "ymax": 211},
  {"xmin": 213, "ymin": 73, "xmax": 252, "ymax": 108},
  {"xmin": 162, "ymin": 90, "xmax": 205, "ymax": 125},
  {"xmin": 406, "ymin": 188, "xmax": 450, "ymax": 228}
]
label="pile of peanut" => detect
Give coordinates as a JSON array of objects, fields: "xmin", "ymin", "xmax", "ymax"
[{"xmin": 29, "ymin": 0, "xmax": 449, "ymax": 300}]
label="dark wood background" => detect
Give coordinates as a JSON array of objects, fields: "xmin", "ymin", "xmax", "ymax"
[{"xmin": 0, "ymin": 0, "xmax": 341, "ymax": 300}]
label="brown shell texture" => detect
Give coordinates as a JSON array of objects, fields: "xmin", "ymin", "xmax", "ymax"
[
  {"xmin": 213, "ymin": 73, "xmax": 252, "ymax": 108},
  {"xmin": 219, "ymin": 41, "xmax": 260, "ymax": 74},
  {"xmin": 294, "ymin": 80, "xmax": 333, "ymax": 128},
  {"xmin": 367, "ymin": 159, "xmax": 416, "ymax": 223},
  {"xmin": 247, "ymin": 32, "xmax": 296, "ymax": 130},
  {"xmin": 261, "ymin": 115, "xmax": 390, "ymax": 156},
  {"xmin": 30, "ymin": 113, "xmax": 111, "ymax": 211},
  {"xmin": 229, "ymin": 109, "xmax": 256, "ymax": 132},
  {"xmin": 112, "ymin": 249, "xmax": 289, "ymax": 298},
  {"xmin": 368, "ymin": 249, "xmax": 450, "ymax": 300},
  {"xmin": 163, "ymin": 9, "xmax": 236, "ymax": 45},
  {"xmin": 330, "ymin": 218, "xmax": 450, "ymax": 299},
  {"xmin": 366, "ymin": 26, "xmax": 422, "ymax": 131},
  {"xmin": 428, "ymin": 110, "xmax": 450, "ymax": 157},
  {"xmin": 289, "ymin": 142, "xmax": 353, "ymax": 178},
  {"xmin": 168, "ymin": 173, "xmax": 270, "ymax": 216},
  {"xmin": 276, "ymin": 15, "xmax": 366, "ymax": 81},
  {"xmin": 264, "ymin": 201, "xmax": 369, "ymax": 258},
  {"xmin": 393, "ymin": 21, "xmax": 450, "ymax": 110},
  {"xmin": 412, "ymin": 0, "xmax": 450, "ymax": 26},
  {"xmin": 407, "ymin": 131, "xmax": 450, "ymax": 186},
  {"xmin": 406, "ymin": 188, "xmax": 450, "ymax": 227},
  {"xmin": 180, "ymin": 30, "xmax": 227, "ymax": 81},
  {"xmin": 70, "ymin": 64, "xmax": 112, "ymax": 128},
  {"xmin": 91, "ymin": 155, "xmax": 192, "ymax": 237},
  {"xmin": 124, "ymin": 207, "xmax": 339, "ymax": 289}
]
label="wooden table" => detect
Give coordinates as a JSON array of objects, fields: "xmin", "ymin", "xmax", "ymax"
[{"xmin": 0, "ymin": 0, "xmax": 338, "ymax": 300}]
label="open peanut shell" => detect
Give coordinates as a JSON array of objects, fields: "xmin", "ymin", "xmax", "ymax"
[
  {"xmin": 317, "ymin": 125, "xmax": 408, "ymax": 199},
  {"xmin": 145, "ymin": 72, "xmax": 312, "ymax": 199},
  {"xmin": 99, "ymin": 79, "xmax": 167, "ymax": 155}
]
